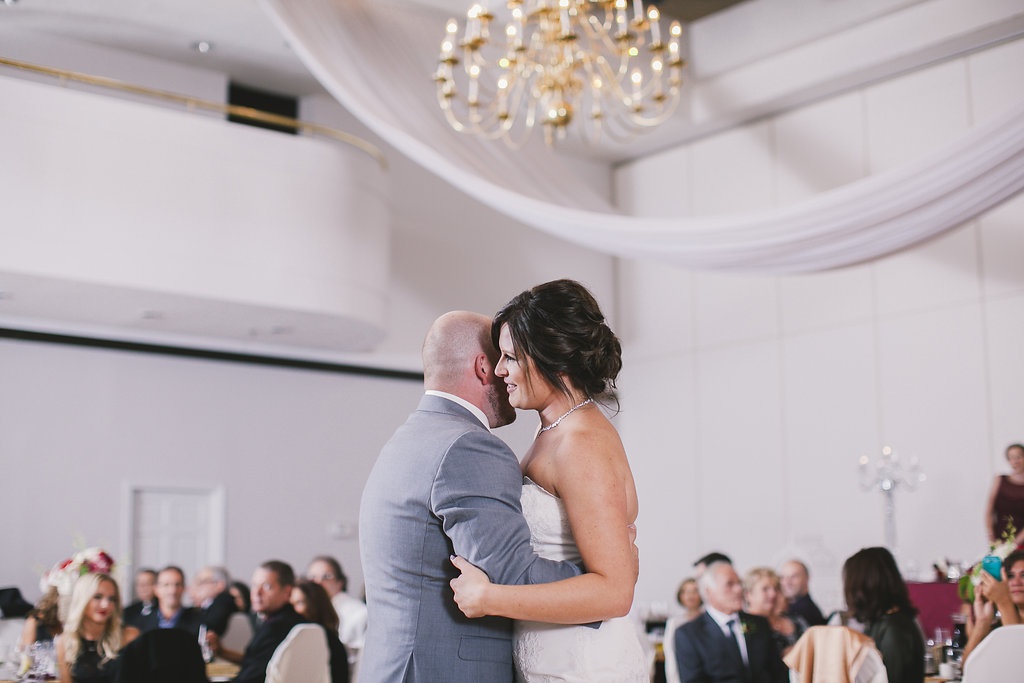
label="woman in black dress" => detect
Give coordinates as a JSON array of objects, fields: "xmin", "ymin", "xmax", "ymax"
[{"xmin": 55, "ymin": 573, "xmax": 137, "ymax": 683}]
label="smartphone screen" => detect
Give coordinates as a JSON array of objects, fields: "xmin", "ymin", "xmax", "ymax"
[{"xmin": 981, "ymin": 555, "xmax": 1002, "ymax": 579}]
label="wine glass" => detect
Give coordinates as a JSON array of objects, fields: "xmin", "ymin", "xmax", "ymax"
[{"xmin": 26, "ymin": 640, "xmax": 56, "ymax": 681}]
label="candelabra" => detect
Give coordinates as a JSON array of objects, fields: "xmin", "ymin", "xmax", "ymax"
[
  {"xmin": 435, "ymin": 0, "xmax": 685, "ymax": 147},
  {"xmin": 858, "ymin": 446, "xmax": 926, "ymax": 551}
]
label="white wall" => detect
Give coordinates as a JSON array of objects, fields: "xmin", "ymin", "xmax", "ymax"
[
  {"xmin": 615, "ymin": 37, "xmax": 1024, "ymax": 614},
  {"xmin": 0, "ymin": 336, "xmax": 423, "ymax": 602}
]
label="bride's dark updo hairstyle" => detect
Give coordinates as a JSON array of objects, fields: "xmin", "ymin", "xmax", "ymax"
[{"xmin": 492, "ymin": 279, "xmax": 622, "ymax": 406}]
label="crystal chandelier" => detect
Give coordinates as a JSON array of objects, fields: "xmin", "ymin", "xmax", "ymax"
[{"xmin": 434, "ymin": 0, "xmax": 684, "ymax": 147}]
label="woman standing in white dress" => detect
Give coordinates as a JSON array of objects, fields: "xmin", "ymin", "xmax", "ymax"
[{"xmin": 450, "ymin": 279, "xmax": 648, "ymax": 682}]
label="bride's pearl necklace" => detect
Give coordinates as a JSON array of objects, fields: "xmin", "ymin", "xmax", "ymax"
[{"xmin": 538, "ymin": 398, "xmax": 594, "ymax": 434}]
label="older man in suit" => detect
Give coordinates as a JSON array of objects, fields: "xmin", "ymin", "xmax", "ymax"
[
  {"xmin": 675, "ymin": 561, "xmax": 789, "ymax": 683},
  {"xmin": 191, "ymin": 565, "xmax": 238, "ymax": 636},
  {"xmin": 359, "ymin": 311, "xmax": 583, "ymax": 682},
  {"xmin": 779, "ymin": 559, "xmax": 827, "ymax": 627}
]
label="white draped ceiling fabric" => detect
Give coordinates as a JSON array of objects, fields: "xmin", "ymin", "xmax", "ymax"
[{"xmin": 263, "ymin": 0, "xmax": 1024, "ymax": 274}]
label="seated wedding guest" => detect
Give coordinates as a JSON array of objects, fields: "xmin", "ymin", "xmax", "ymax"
[
  {"xmin": 209, "ymin": 560, "xmax": 303, "ymax": 683},
  {"xmin": 229, "ymin": 579, "xmax": 259, "ymax": 631},
  {"xmin": 18, "ymin": 585, "xmax": 63, "ymax": 649},
  {"xmin": 291, "ymin": 580, "xmax": 350, "ymax": 683},
  {"xmin": 306, "ymin": 556, "xmax": 367, "ymax": 671},
  {"xmin": 121, "ymin": 569, "xmax": 157, "ymax": 631},
  {"xmin": 779, "ymin": 559, "xmax": 827, "ymax": 627},
  {"xmin": 674, "ymin": 561, "xmax": 788, "ymax": 683},
  {"xmin": 229, "ymin": 581, "xmax": 252, "ymax": 614},
  {"xmin": 136, "ymin": 566, "xmax": 203, "ymax": 638},
  {"xmin": 191, "ymin": 566, "xmax": 237, "ymax": 636},
  {"xmin": 961, "ymin": 548, "xmax": 1024, "ymax": 664},
  {"xmin": 692, "ymin": 552, "xmax": 731, "ymax": 579},
  {"xmin": 842, "ymin": 547, "xmax": 924, "ymax": 683},
  {"xmin": 55, "ymin": 573, "xmax": 138, "ymax": 683},
  {"xmin": 675, "ymin": 577, "xmax": 704, "ymax": 623},
  {"xmin": 744, "ymin": 567, "xmax": 807, "ymax": 656},
  {"xmin": 663, "ymin": 578, "xmax": 704, "ymax": 683},
  {"xmin": 984, "ymin": 443, "xmax": 1024, "ymax": 545}
]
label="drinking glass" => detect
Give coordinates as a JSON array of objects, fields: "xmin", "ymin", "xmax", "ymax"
[{"xmin": 26, "ymin": 640, "xmax": 56, "ymax": 681}]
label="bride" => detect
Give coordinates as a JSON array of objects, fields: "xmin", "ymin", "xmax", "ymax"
[{"xmin": 450, "ymin": 279, "xmax": 648, "ymax": 682}]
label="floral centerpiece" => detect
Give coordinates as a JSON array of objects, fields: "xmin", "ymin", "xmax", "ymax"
[
  {"xmin": 39, "ymin": 546, "xmax": 116, "ymax": 597},
  {"xmin": 957, "ymin": 522, "xmax": 1019, "ymax": 603}
]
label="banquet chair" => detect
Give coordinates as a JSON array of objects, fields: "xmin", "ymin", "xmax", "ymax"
[
  {"xmin": 783, "ymin": 625, "xmax": 887, "ymax": 683},
  {"xmin": 265, "ymin": 623, "xmax": 331, "ymax": 683},
  {"xmin": 661, "ymin": 616, "xmax": 685, "ymax": 683},
  {"xmin": 114, "ymin": 627, "xmax": 207, "ymax": 683},
  {"xmin": 960, "ymin": 624, "xmax": 1024, "ymax": 683},
  {"xmin": 221, "ymin": 611, "xmax": 255, "ymax": 652}
]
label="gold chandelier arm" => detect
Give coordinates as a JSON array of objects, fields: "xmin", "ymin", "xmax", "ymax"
[{"xmin": 0, "ymin": 56, "xmax": 387, "ymax": 170}]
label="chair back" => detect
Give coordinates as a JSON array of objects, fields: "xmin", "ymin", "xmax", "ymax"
[
  {"xmin": 783, "ymin": 625, "xmax": 887, "ymax": 683},
  {"xmin": 961, "ymin": 624, "xmax": 1024, "ymax": 683},
  {"xmin": 114, "ymin": 628, "xmax": 207, "ymax": 683},
  {"xmin": 221, "ymin": 611, "xmax": 255, "ymax": 652},
  {"xmin": 662, "ymin": 616, "xmax": 686, "ymax": 683},
  {"xmin": 265, "ymin": 623, "xmax": 331, "ymax": 683}
]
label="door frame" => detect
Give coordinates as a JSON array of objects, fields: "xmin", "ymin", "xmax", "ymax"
[{"xmin": 119, "ymin": 481, "xmax": 227, "ymax": 594}]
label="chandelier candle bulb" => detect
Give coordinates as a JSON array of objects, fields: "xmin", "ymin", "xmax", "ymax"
[{"xmin": 648, "ymin": 7, "xmax": 661, "ymax": 45}]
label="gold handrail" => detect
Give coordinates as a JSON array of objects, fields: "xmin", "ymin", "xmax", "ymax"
[{"xmin": 0, "ymin": 56, "xmax": 387, "ymax": 170}]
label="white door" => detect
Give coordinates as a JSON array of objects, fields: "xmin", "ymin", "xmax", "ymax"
[{"xmin": 124, "ymin": 486, "xmax": 225, "ymax": 593}]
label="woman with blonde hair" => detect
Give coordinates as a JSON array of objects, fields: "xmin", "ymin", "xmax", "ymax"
[
  {"xmin": 55, "ymin": 573, "xmax": 137, "ymax": 683},
  {"xmin": 744, "ymin": 566, "xmax": 807, "ymax": 656}
]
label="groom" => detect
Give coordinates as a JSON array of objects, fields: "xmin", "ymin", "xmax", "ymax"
[{"xmin": 359, "ymin": 311, "xmax": 583, "ymax": 682}]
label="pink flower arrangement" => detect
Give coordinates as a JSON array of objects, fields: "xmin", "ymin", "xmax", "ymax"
[{"xmin": 40, "ymin": 547, "xmax": 116, "ymax": 596}]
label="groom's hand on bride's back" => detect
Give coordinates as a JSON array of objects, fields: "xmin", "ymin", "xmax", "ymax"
[{"xmin": 450, "ymin": 555, "xmax": 492, "ymax": 618}]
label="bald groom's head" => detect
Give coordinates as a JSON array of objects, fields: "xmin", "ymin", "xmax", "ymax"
[{"xmin": 422, "ymin": 311, "xmax": 515, "ymax": 428}]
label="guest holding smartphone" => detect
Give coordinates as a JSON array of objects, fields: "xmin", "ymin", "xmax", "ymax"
[{"xmin": 962, "ymin": 549, "xmax": 1024, "ymax": 664}]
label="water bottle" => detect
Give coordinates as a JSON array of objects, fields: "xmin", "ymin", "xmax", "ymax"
[{"xmin": 198, "ymin": 624, "xmax": 213, "ymax": 663}]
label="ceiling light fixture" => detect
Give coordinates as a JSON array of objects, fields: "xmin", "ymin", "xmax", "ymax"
[
  {"xmin": 192, "ymin": 40, "xmax": 213, "ymax": 54},
  {"xmin": 435, "ymin": 0, "xmax": 684, "ymax": 147}
]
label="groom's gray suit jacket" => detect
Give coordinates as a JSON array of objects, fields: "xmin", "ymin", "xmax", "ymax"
[{"xmin": 359, "ymin": 393, "xmax": 581, "ymax": 682}]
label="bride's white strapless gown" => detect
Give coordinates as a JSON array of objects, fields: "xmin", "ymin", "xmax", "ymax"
[{"xmin": 513, "ymin": 477, "xmax": 649, "ymax": 682}]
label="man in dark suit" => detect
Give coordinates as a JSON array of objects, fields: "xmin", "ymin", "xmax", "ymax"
[
  {"xmin": 137, "ymin": 566, "xmax": 204, "ymax": 638},
  {"xmin": 675, "ymin": 561, "xmax": 788, "ymax": 683},
  {"xmin": 779, "ymin": 559, "xmax": 827, "ymax": 626},
  {"xmin": 191, "ymin": 565, "xmax": 238, "ymax": 635},
  {"xmin": 122, "ymin": 568, "xmax": 158, "ymax": 630},
  {"xmin": 211, "ymin": 560, "xmax": 304, "ymax": 683}
]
